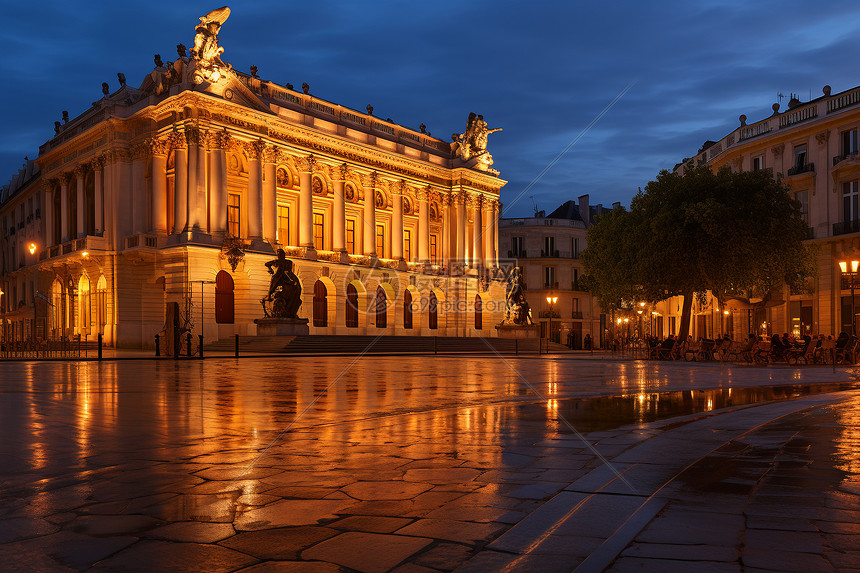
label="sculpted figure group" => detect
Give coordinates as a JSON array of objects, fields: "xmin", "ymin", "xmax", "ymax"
[
  {"xmin": 261, "ymin": 249, "xmax": 303, "ymax": 319},
  {"xmin": 454, "ymin": 112, "xmax": 502, "ymax": 170}
]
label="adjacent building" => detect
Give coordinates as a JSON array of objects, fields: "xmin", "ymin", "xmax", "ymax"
[
  {"xmin": 0, "ymin": 9, "xmax": 506, "ymax": 348},
  {"xmin": 499, "ymin": 196, "xmax": 608, "ymax": 348},
  {"xmin": 666, "ymin": 84, "xmax": 860, "ymax": 339}
]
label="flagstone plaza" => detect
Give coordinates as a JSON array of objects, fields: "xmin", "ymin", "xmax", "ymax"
[{"xmin": 1, "ymin": 356, "xmax": 859, "ymax": 572}]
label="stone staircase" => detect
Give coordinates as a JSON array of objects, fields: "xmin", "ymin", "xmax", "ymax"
[{"xmin": 204, "ymin": 334, "xmax": 553, "ymax": 355}]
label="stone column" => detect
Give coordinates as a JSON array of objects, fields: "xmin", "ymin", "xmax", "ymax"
[
  {"xmin": 209, "ymin": 131, "xmax": 229, "ymax": 235},
  {"xmin": 92, "ymin": 157, "xmax": 104, "ymax": 235},
  {"xmin": 149, "ymin": 138, "xmax": 169, "ymax": 234},
  {"xmin": 484, "ymin": 199, "xmax": 496, "ymax": 267},
  {"xmin": 333, "ymin": 164, "xmax": 347, "ymax": 252},
  {"xmin": 74, "ymin": 165, "xmax": 86, "ymax": 238},
  {"xmin": 245, "ymin": 140, "xmax": 264, "ymax": 240},
  {"xmin": 131, "ymin": 144, "xmax": 148, "ymax": 235},
  {"xmin": 441, "ymin": 195, "xmax": 450, "ymax": 268},
  {"xmin": 456, "ymin": 192, "xmax": 466, "ymax": 265},
  {"xmin": 171, "ymin": 131, "xmax": 188, "ymax": 234},
  {"xmin": 59, "ymin": 172, "xmax": 70, "ymax": 242},
  {"xmin": 418, "ymin": 186, "xmax": 430, "ymax": 263},
  {"xmin": 392, "ymin": 181, "xmax": 404, "ymax": 260},
  {"xmin": 472, "ymin": 195, "xmax": 483, "ymax": 267},
  {"xmin": 42, "ymin": 182, "xmax": 53, "ymax": 247},
  {"xmin": 362, "ymin": 172, "xmax": 378, "ymax": 256},
  {"xmin": 298, "ymin": 155, "xmax": 315, "ymax": 248},
  {"xmin": 262, "ymin": 146, "xmax": 279, "ymax": 245},
  {"xmin": 185, "ymin": 129, "xmax": 200, "ymax": 231}
]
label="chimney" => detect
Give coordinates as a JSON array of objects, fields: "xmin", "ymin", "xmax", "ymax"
[
  {"xmin": 612, "ymin": 201, "xmax": 621, "ymax": 210},
  {"xmin": 595, "ymin": 203, "xmax": 603, "ymax": 215},
  {"xmin": 578, "ymin": 194, "xmax": 590, "ymax": 226}
]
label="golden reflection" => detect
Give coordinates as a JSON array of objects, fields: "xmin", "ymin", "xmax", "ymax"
[
  {"xmin": 547, "ymin": 399, "xmax": 558, "ymax": 411},
  {"xmin": 835, "ymin": 396, "xmax": 860, "ymax": 476}
]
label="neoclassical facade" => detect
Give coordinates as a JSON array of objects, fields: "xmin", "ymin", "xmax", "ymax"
[{"xmin": 0, "ymin": 9, "xmax": 506, "ymax": 348}]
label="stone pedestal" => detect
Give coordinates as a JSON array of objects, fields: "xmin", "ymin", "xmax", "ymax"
[
  {"xmin": 495, "ymin": 323, "xmax": 540, "ymax": 339},
  {"xmin": 254, "ymin": 317, "xmax": 310, "ymax": 336}
]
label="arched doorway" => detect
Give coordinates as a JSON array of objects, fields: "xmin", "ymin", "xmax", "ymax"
[
  {"xmin": 376, "ymin": 286, "xmax": 387, "ymax": 328},
  {"xmin": 346, "ymin": 283, "xmax": 359, "ymax": 328},
  {"xmin": 215, "ymin": 271, "xmax": 234, "ymax": 324},
  {"xmin": 313, "ymin": 280, "xmax": 328, "ymax": 327},
  {"xmin": 51, "ymin": 279, "xmax": 64, "ymax": 336},
  {"xmin": 475, "ymin": 294, "xmax": 482, "ymax": 330},
  {"xmin": 428, "ymin": 292, "xmax": 438, "ymax": 330},
  {"xmin": 404, "ymin": 290, "xmax": 413, "ymax": 330},
  {"xmin": 95, "ymin": 275, "xmax": 107, "ymax": 333},
  {"xmin": 77, "ymin": 275, "xmax": 91, "ymax": 335}
]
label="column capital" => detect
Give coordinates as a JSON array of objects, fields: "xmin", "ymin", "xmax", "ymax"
[
  {"xmin": 295, "ymin": 154, "xmax": 316, "ymax": 173},
  {"xmin": 336, "ymin": 163, "xmax": 349, "ymax": 182},
  {"xmin": 148, "ymin": 137, "xmax": 170, "ymax": 157},
  {"xmin": 243, "ymin": 139, "xmax": 266, "ymax": 161},
  {"xmin": 262, "ymin": 145, "xmax": 281, "ymax": 165},
  {"xmin": 360, "ymin": 171, "xmax": 378, "ymax": 189},
  {"xmin": 212, "ymin": 129, "xmax": 231, "ymax": 150},
  {"xmin": 185, "ymin": 127, "xmax": 200, "ymax": 147},
  {"xmin": 131, "ymin": 142, "xmax": 150, "ymax": 161},
  {"xmin": 73, "ymin": 164, "xmax": 87, "ymax": 179},
  {"xmin": 114, "ymin": 147, "xmax": 131, "ymax": 163},
  {"xmin": 42, "ymin": 177, "xmax": 58, "ymax": 190},
  {"xmin": 198, "ymin": 130, "xmax": 215, "ymax": 150},
  {"xmin": 168, "ymin": 129, "xmax": 186, "ymax": 150},
  {"xmin": 59, "ymin": 172, "xmax": 74, "ymax": 185},
  {"xmin": 91, "ymin": 156, "xmax": 106, "ymax": 171}
]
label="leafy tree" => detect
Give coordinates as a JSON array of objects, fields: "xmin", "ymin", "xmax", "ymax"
[{"xmin": 581, "ymin": 166, "xmax": 816, "ymax": 341}]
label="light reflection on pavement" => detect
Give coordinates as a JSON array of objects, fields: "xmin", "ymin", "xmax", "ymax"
[{"xmin": 0, "ymin": 357, "xmax": 857, "ymax": 572}]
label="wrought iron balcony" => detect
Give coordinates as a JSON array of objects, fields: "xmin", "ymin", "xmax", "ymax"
[
  {"xmin": 540, "ymin": 249, "xmax": 560, "ymax": 258},
  {"xmin": 787, "ymin": 162, "xmax": 814, "ymax": 176},
  {"xmin": 833, "ymin": 220, "xmax": 860, "ymax": 236},
  {"xmin": 507, "ymin": 250, "xmax": 527, "ymax": 258},
  {"xmin": 571, "ymin": 311, "xmax": 583, "ymax": 319},
  {"xmin": 542, "ymin": 281, "xmax": 559, "ymax": 289},
  {"xmin": 833, "ymin": 153, "xmax": 860, "ymax": 167},
  {"xmin": 538, "ymin": 310, "xmax": 561, "ymax": 318}
]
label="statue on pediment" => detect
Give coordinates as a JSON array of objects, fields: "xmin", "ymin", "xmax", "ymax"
[
  {"xmin": 454, "ymin": 112, "xmax": 501, "ymax": 171},
  {"xmin": 190, "ymin": 6, "xmax": 232, "ymax": 85}
]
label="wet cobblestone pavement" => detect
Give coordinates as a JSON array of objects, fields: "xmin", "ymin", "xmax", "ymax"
[{"xmin": 0, "ymin": 357, "xmax": 858, "ymax": 572}]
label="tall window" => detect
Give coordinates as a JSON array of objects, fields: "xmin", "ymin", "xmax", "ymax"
[
  {"xmin": 794, "ymin": 143, "xmax": 807, "ymax": 169},
  {"xmin": 544, "ymin": 266, "xmax": 555, "ymax": 288},
  {"xmin": 572, "ymin": 238, "xmax": 579, "ymax": 259},
  {"xmin": 96, "ymin": 275, "xmax": 107, "ymax": 331},
  {"xmin": 227, "ymin": 193, "xmax": 241, "ymax": 236},
  {"xmin": 511, "ymin": 236, "xmax": 523, "ymax": 257},
  {"xmin": 796, "ymin": 191, "xmax": 809, "ymax": 225},
  {"xmin": 346, "ymin": 220, "xmax": 356, "ymax": 254},
  {"xmin": 277, "ymin": 205, "xmax": 290, "ymax": 245},
  {"xmin": 51, "ymin": 279, "xmax": 63, "ymax": 335},
  {"xmin": 752, "ymin": 155, "xmax": 763, "ymax": 171},
  {"xmin": 404, "ymin": 290, "xmax": 413, "ymax": 329},
  {"xmin": 844, "ymin": 181, "xmax": 859, "ymax": 223},
  {"xmin": 375, "ymin": 286, "xmax": 387, "ymax": 328},
  {"xmin": 215, "ymin": 271, "xmax": 234, "ymax": 324},
  {"xmin": 345, "ymin": 284, "xmax": 358, "ymax": 328},
  {"xmin": 475, "ymin": 294, "xmax": 482, "ymax": 330},
  {"xmin": 573, "ymin": 268, "xmax": 580, "ymax": 289},
  {"xmin": 77, "ymin": 275, "xmax": 90, "ymax": 334},
  {"xmin": 313, "ymin": 213, "xmax": 324, "ymax": 250},
  {"xmin": 544, "ymin": 236, "xmax": 555, "ymax": 256},
  {"xmin": 572, "ymin": 297, "xmax": 580, "ymax": 313},
  {"xmin": 313, "ymin": 281, "xmax": 327, "ymax": 327},
  {"xmin": 430, "ymin": 234, "xmax": 437, "ymax": 265},
  {"xmin": 404, "ymin": 230, "xmax": 412, "ymax": 261},
  {"xmin": 428, "ymin": 292, "xmax": 438, "ymax": 330},
  {"xmin": 843, "ymin": 129, "xmax": 858, "ymax": 156},
  {"xmin": 376, "ymin": 224, "xmax": 385, "ymax": 258}
]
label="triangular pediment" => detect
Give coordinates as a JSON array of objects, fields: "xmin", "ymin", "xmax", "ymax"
[{"xmin": 196, "ymin": 74, "xmax": 272, "ymax": 114}]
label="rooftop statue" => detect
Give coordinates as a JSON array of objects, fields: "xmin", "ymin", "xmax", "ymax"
[
  {"xmin": 454, "ymin": 112, "xmax": 501, "ymax": 171},
  {"xmin": 190, "ymin": 6, "xmax": 232, "ymax": 85}
]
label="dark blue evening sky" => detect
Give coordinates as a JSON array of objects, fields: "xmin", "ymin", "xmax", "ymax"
[{"xmin": 1, "ymin": 1, "xmax": 859, "ymax": 216}]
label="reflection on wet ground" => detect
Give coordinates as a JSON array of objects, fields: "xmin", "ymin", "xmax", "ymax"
[
  {"xmin": 0, "ymin": 356, "xmax": 857, "ymax": 572},
  {"xmin": 533, "ymin": 382, "xmax": 860, "ymax": 433}
]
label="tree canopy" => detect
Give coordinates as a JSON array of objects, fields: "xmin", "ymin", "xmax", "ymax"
[{"xmin": 581, "ymin": 166, "xmax": 816, "ymax": 340}]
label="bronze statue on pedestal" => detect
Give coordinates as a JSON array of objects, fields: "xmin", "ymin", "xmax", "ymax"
[{"xmin": 261, "ymin": 249, "xmax": 302, "ymax": 319}]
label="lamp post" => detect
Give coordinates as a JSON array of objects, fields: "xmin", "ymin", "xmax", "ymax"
[
  {"xmin": 545, "ymin": 295, "xmax": 558, "ymax": 343},
  {"xmin": 839, "ymin": 260, "xmax": 860, "ymax": 335},
  {"xmin": 190, "ymin": 280, "xmax": 216, "ymax": 343}
]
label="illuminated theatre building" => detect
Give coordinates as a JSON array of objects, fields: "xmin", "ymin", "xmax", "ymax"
[
  {"xmin": 669, "ymin": 84, "xmax": 860, "ymax": 339},
  {"xmin": 0, "ymin": 9, "xmax": 507, "ymax": 348}
]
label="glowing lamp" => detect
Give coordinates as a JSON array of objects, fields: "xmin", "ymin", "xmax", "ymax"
[{"xmin": 27, "ymin": 243, "xmax": 36, "ymax": 255}]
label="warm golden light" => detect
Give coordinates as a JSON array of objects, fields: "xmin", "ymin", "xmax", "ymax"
[
  {"xmin": 637, "ymin": 310, "xmax": 643, "ymax": 315},
  {"xmin": 624, "ymin": 318, "xmax": 629, "ymax": 323},
  {"xmin": 854, "ymin": 260, "xmax": 859, "ymax": 273},
  {"xmin": 724, "ymin": 310, "xmax": 730, "ymax": 315},
  {"xmin": 27, "ymin": 243, "xmax": 36, "ymax": 255},
  {"xmin": 546, "ymin": 295, "xmax": 557, "ymax": 304},
  {"xmin": 639, "ymin": 302, "xmax": 645, "ymax": 307},
  {"xmin": 840, "ymin": 261, "xmax": 848, "ymax": 273},
  {"xmin": 81, "ymin": 251, "xmax": 89, "ymax": 258}
]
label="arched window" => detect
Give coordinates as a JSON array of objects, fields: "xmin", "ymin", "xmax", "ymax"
[
  {"xmin": 51, "ymin": 279, "xmax": 64, "ymax": 335},
  {"xmin": 346, "ymin": 283, "xmax": 359, "ymax": 328},
  {"xmin": 313, "ymin": 281, "xmax": 328, "ymax": 327},
  {"xmin": 96, "ymin": 275, "xmax": 107, "ymax": 331},
  {"xmin": 215, "ymin": 271, "xmax": 234, "ymax": 324},
  {"xmin": 376, "ymin": 286, "xmax": 387, "ymax": 328},
  {"xmin": 475, "ymin": 294, "xmax": 483, "ymax": 330},
  {"xmin": 404, "ymin": 290, "xmax": 413, "ymax": 330},
  {"xmin": 428, "ymin": 292, "xmax": 438, "ymax": 330},
  {"xmin": 77, "ymin": 275, "xmax": 91, "ymax": 334}
]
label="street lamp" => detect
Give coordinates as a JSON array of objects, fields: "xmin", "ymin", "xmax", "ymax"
[
  {"xmin": 546, "ymin": 295, "xmax": 558, "ymax": 343},
  {"xmin": 28, "ymin": 243, "xmax": 36, "ymax": 255},
  {"xmin": 839, "ymin": 260, "xmax": 860, "ymax": 335}
]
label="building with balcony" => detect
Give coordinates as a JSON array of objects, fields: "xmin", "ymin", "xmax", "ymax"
[
  {"xmin": 668, "ymin": 85, "xmax": 860, "ymax": 339},
  {"xmin": 499, "ymin": 196, "xmax": 608, "ymax": 348},
  {"xmin": 0, "ymin": 9, "xmax": 506, "ymax": 348}
]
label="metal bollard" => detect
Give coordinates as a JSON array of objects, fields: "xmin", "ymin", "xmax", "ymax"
[
  {"xmin": 198, "ymin": 334, "xmax": 204, "ymax": 359},
  {"xmin": 234, "ymin": 333, "xmax": 239, "ymax": 358},
  {"xmin": 515, "ymin": 339, "xmax": 518, "ymax": 355},
  {"xmin": 98, "ymin": 333, "xmax": 103, "ymax": 361},
  {"xmin": 434, "ymin": 336, "xmax": 438, "ymax": 355},
  {"xmin": 186, "ymin": 332, "xmax": 192, "ymax": 357},
  {"xmin": 155, "ymin": 334, "xmax": 160, "ymax": 357}
]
